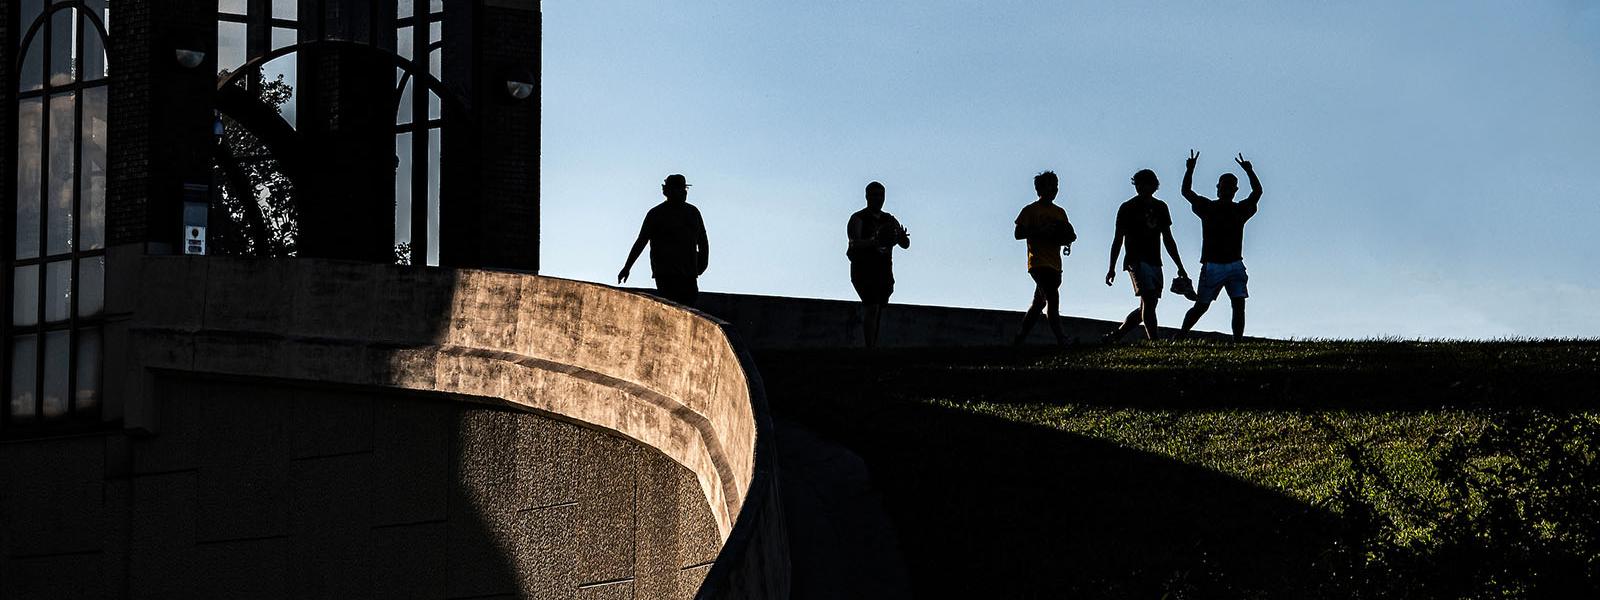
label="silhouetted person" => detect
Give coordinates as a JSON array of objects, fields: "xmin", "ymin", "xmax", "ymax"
[
  {"xmin": 847, "ymin": 181, "xmax": 910, "ymax": 347},
  {"xmin": 1012, "ymin": 171, "xmax": 1074, "ymax": 346},
  {"xmin": 1178, "ymin": 151, "xmax": 1262, "ymax": 341},
  {"xmin": 618, "ymin": 174, "xmax": 709, "ymax": 306},
  {"xmin": 1105, "ymin": 169, "xmax": 1188, "ymax": 341}
]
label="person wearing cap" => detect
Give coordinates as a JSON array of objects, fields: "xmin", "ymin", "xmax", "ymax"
[
  {"xmin": 1177, "ymin": 150, "xmax": 1262, "ymax": 342},
  {"xmin": 1104, "ymin": 168, "xmax": 1188, "ymax": 341},
  {"xmin": 1012, "ymin": 171, "xmax": 1073, "ymax": 346},
  {"xmin": 846, "ymin": 181, "xmax": 911, "ymax": 347},
  {"xmin": 618, "ymin": 174, "xmax": 709, "ymax": 306}
]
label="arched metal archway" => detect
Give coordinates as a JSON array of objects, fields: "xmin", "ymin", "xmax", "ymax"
[{"xmin": 210, "ymin": 39, "xmax": 476, "ymax": 264}]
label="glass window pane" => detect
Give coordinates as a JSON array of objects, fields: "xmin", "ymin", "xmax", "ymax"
[
  {"xmin": 219, "ymin": 0, "xmax": 247, "ymax": 15},
  {"xmin": 75, "ymin": 328, "xmax": 101, "ymax": 414},
  {"xmin": 429, "ymin": 46, "xmax": 442, "ymax": 86},
  {"xmin": 22, "ymin": 0, "xmax": 44, "ymax": 26},
  {"xmin": 430, "ymin": 0, "xmax": 443, "ymax": 14},
  {"xmin": 49, "ymin": 7, "xmax": 76, "ymax": 86},
  {"xmin": 271, "ymin": 26, "xmax": 296, "ymax": 51},
  {"xmin": 396, "ymin": 78, "xmax": 413, "ymax": 125},
  {"xmin": 272, "ymin": 0, "xmax": 297, "ymax": 20},
  {"xmin": 20, "ymin": 34, "xmax": 45, "ymax": 91},
  {"xmin": 80, "ymin": 86, "xmax": 107, "ymax": 250},
  {"xmin": 42, "ymin": 330, "xmax": 69, "ymax": 420},
  {"xmin": 397, "ymin": 27, "xmax": 413, "ymax": 62},
  {"xmin": 16, "ymin": 99, "xmax": 44, "ymax": 259},
  {"xmin": 78, "ymin": 257, "xmax": 104, "ymax": 318},
  {"xmin": 398, "ymin": 0, "xmax": 414, "ymax": 19},
  {"xmin": 47, "ymin": 93, "xmax": 76, "ymax": 256},
  {"xmin": 262, "ymin": 52, "xmax": 297, "ymax": 128},
  {"xmin": 83, "ymin": 15, "xmax": 107, "ymax": 81},
  {"xmin": 426, "ymin": 129, "xmax": 440, "ymax": 266},
  {"xmin": 11, "ymin": 335, "xmax": 38, "ymax": 421},
  {"xmin": 44, "ymin": 260, "xmax": 71, "ymax": 323},
  {"xmin": 395, "ymin": 132, "xmax": 414, "ymax": 248},
  {"xmin": 218, "ymin": 21, "xmax": 247, "ymax": 73},
  {"xmin": 13, "ymin": 266, "xmax": 40, "ymax": 327}
]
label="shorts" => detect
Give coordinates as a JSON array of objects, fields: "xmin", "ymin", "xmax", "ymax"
[
  {"xmin": 851, "ymin": 259, "xmax": 894, "ymax": 305},
  {"xmin": 1196, "ymin": 261, "xmax": 1248, "ymax": 302},
  {"xmin": 1029, "ymin": 267, "xmax": 1061, "ymax": 298},
  {"xmin": 655, "ymin": 276, "xmax": 699, "ymax": 306},
  {"xmin": 1127, "ymin": 262, "xmax": 1163, "ymax": 298}
]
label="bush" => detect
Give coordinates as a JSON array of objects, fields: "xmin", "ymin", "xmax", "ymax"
[{"xmin": 1319, "ymin": 412, "xmax": 1600, "ymax": 599}]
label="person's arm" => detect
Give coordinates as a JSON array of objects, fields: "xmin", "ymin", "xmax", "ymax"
[
  {"xmin": 1182, "ymin": 149, "xmax": 1208, "ymax": 210},
  {"xmin": 1106, "ymin": 226, "xmax": 1122, "ymax": 286},
  {"xmin": 1013, "ymin": 210, "xmax": 1029, "ymax": 241},
  {"xmin": 618, "ymin": 220, "xmax": 649, "ymax": 284},
  {"xmin": 1163, "ymin": 225, "xmax": 1188, "ymax": 278},
  {"xmin": 695, "ymin": 213, "xmax": 710, "ymax": 276},
  {"xmin": 896, "ymin": 218, "xmax": 911, "ymax": 249},
  {"xmin": 1237, "ymin": 153, "xmax": 1262, "ymax": 210}
]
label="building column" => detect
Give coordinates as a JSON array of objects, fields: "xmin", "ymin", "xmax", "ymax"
[{"xmin": 441, "ymin": 0, "xmax": 539, "ymax": 272}]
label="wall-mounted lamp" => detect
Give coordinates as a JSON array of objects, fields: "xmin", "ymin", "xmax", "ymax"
[
  {"xmin": 175, "ymin": 49, "xmax": 207, "ymax": 69},
  {"xmin": 505, "ymin": 80, "xmax": 534, "ymax": 100}
]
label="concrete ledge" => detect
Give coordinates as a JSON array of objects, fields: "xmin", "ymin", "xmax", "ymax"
[{"xmin": 115, "ymin": 256, "xmax": 788, "ymax": 598}]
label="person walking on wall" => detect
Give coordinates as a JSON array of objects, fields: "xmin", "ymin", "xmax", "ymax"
[
  {"xmin": 1104, "ymin": 169, "xmax": 1188, "ymax": 341},
  {"xmin": 618, "ymin": 174, "xmax": 710, "ymax": 306},
  {"xmin": 847, "ymin": 181, "xmax": 910, "ymax": 347},
  {"xmin": 1012, "ymin": 171, "xmax": 1074, "ymax": 346},
  {"xmin": 1178, "ymin": 151, "xmax": 1262, "ymax": 341}
]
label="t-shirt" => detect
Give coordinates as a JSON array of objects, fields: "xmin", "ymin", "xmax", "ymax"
[
  {"xmin": 846, "ymin": 209, "xmax": 903, "ymax": 265},
  {"xmin": 1014, "ymin": 200, "xmax": 1069, "ymax": 272},
  {"xmin": 1115, "ymin": 196, "xmax": 1172, "ymax": 269},
  {"xmin": 640, "ymin": 201, "xmax": 707, "ymax": 280},
  {"xmin": 1192, "ymin": 199, "xmax": 1257, "ymax": 264}
]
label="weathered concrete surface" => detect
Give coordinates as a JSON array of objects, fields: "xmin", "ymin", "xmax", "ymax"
[
  {"xmin": 1, "ymin": 376, "xmax": 724, "ymax": 599},
  {"xmin": 691, "ymin": 290, "xmax": 1231, "ymax": 349},
  {"xmin": 95, "ymin": 256, "xmax": 787, "ymax": 598}
]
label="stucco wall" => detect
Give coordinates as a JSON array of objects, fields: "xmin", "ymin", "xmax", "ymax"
[{"xmin": 2, "ymin": 254, "xmax": 787, "ymax": 598}]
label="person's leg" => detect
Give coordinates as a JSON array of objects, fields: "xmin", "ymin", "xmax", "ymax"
[
  {"xmin": 1230, "ymin": 297, "xmax": 1246, "ymax": 341},
  {"xmin": 1182, "ymin": 300, "xmax": 1211, "ymax": 332},
  {"xmin": 1042, "ymin": 271, "xmax": 1066, "ymax": 344},
  {"xmin": 1109, "ymin": 307, "xmax": 1142, "ymax": 341},
  {"xmin": 1016, "ymin": 271, "xmax": 1048, "ymax": 345},
  {"xmin": 1141, "ymin": 295, "xmax": 1161, "ymax": 340}
]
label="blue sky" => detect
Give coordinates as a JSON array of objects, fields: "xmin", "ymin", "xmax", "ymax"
[{"xmin": 540, "ymin": 1, "xmax": 1600, "ymax": 339}]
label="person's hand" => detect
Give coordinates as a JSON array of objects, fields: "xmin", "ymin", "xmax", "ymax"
[
  {"xmin": 1105, "ymin": 270, "xmax": 1116, "ymax": 286},
  {"xmin": 899, "ymin": 225, "xmax": 910, "ymax": 243},
  {"xmin": 617, "ymin": 268, "xmax": 630, "ymax": 284},
  {"xmin": 1186, "ymin": 149, "xmax": 1199, "ymax": 171},
  {"xmin": 1235, "ymin": 153, "xmax": 1252, "ymax": 172}
]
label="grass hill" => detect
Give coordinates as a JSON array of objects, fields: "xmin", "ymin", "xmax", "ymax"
[{"xmin": 757, "ymin": 341, "xmax": 1600, "ymax": 599}]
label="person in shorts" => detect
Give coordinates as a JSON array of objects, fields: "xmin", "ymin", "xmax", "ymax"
[
  {"xmin": 1012, "ymin": 171, "xmax": 1072, "ymax": 346},
  {"xmin": 846, "ymin": 181, "xmax": 910, "ymax": 347},
  {"xmin": 618, "ymin": 174, "xmax": 710, "ymax": 306},
  {"xmin": 1104, "ymin": 169, "xmax": 1188, "ymax": 341},
  {"xmin": 1178, "ymin": 150, "xmax": 1262, "ymax": 341}
]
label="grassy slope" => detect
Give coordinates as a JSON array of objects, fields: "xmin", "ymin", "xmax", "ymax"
[{"xmin": 756, "ymin": 341, "xmax": 1600, "ymax": 598}]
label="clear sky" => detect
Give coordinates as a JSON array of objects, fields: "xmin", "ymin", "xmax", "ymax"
[{"xmin": 539, "ymin": 1, "xmax": 1600, "ymax": 339}]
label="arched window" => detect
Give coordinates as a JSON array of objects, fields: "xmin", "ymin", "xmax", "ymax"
[
  {"xmin": 7, "ymin": 0, "xmax": 111, "ymax": 430},
  {"xmin": 394, "ymin": 0, "xmax": 445, "ymax": 266}
]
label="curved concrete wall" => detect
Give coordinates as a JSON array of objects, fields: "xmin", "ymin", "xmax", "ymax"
[{"xmin": 107, "ymin": 255, "xmax": 787, "ymax": 598}]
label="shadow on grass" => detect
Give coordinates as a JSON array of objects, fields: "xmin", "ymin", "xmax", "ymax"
[{"xmin": 759, "ymin": 355, "xmax": 1347, "ymax": 598}]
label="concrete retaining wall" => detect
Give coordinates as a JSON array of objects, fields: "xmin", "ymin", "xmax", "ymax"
[
  {"xmin": 693, "ymin": 291, "xmax": 1225, "ymax": 349},
  {"xmin": 0, "ymin": 254, "xmax": 787, "ymax": 598}
]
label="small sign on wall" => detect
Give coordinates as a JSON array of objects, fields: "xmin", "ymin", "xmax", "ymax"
[{"xmin": 185, "ymin": 226, "xmax": 207, "ymax": 255}]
